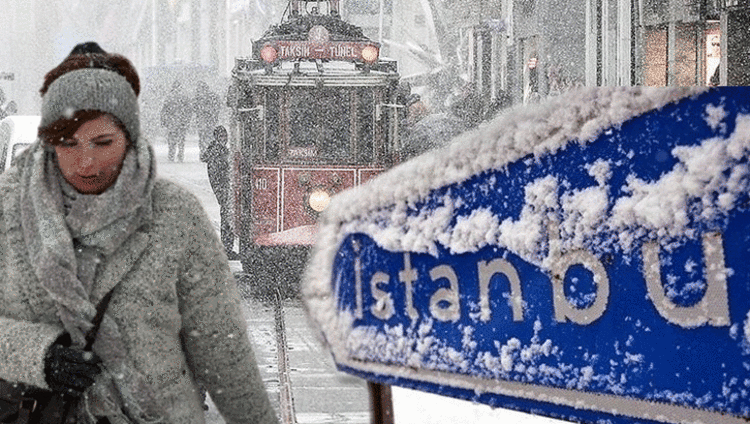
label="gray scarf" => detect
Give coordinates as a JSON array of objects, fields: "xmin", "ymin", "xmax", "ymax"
[{"xmin": 18, "ymin": 138, "xmax": 168, "ymax": 423}]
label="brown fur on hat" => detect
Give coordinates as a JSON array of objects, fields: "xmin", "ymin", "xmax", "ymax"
[{"xmin": 40, "ymin": 42, "xmax": 139, "ymax": 96}]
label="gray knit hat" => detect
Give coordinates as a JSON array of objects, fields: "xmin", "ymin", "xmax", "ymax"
[{"xmin": 40, "ymin": 68, "xmax": 140, "ymax": 141}]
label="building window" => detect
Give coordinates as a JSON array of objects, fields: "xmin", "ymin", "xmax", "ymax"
[
  {"xmin": 644, "ymin": 22, "xmax": 716, "ymax": 87},
  {"xmin": 706, "ymin": 24, "xmax": 721, "ymax": 85},
  {"xmin": 674, "ymin": 23, "xmax": 698, "ymax": 86},
  {"xmin": 643, "ymin": 26, "xmax": 667, "ymax": 86}
]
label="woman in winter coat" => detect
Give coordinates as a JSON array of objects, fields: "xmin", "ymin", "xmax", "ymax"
[{"xmin": 0, "ymin": 42, "xmax": 278, "ymax": 424}]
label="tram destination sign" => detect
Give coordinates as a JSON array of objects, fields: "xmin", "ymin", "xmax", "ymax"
[
  {"xmin": 302, "ymin": 87, "xmax": 750, "ymax": 423},
  {"xmin": 264, "ymin": 40, "xmax": 377, "ymax": 62}
]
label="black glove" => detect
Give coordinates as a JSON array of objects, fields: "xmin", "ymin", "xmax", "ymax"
[{"xmin": 44, "ymin": 335, "xmax": 102, "ymax": 397}]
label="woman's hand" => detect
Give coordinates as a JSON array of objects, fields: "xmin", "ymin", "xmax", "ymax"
[{"xmin": 44, "ymin": 336, "xmax": 103, "ymax": 397}]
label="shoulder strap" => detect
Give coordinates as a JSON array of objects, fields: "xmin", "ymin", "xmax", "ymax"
[{"xmin": 84, "ymin": 289, "xmax": 116, "ymax": 351}]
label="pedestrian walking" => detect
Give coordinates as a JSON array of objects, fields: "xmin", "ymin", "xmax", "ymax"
[
  {"xmin": 201, "ymin": 125, "xmax": 238, "ymax": 260},
  {"xmin": 160, "ymin": 80, "xmax": 192, "ymax": 162},
  {"xmin": 193, "ymin": 81, "xmax": 221, "ymax": 158},
  {"xmin": 0, "ymin": 41, "xmax": 277, "ymax": 424}
]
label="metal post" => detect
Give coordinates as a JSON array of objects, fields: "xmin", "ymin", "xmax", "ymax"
[
  {"xmin": 378, "ymin": 0, "xmax": 384, "ymax": 44},
  {"xmin": 368, "ymin": 382, "xmax": 394, "ymax": 424}
]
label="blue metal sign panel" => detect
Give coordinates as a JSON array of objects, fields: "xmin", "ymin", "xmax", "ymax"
[{"xmin": 303, "ymin": 87, "xmax": 750, "ymax": 423}]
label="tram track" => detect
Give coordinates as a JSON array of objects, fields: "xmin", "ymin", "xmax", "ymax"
[
  {"xmin": 236, "ymin": 269, "xmax": 371, "ymax": 424},
  {"xmin": 273, "ymin": 289, "xmax": 298, "ymax": 424}
]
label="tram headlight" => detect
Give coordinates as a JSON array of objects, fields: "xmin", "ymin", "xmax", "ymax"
[
  {"xmin": 361, "ymin": 45, "xmax": 379, "ymax": 64},
  {"xmin": 308, "ymin": 189, "xmax": 331, "ymax": 213},
  {"xmin": 260, "ymin": 45, "xmax": 278, "ymax": 63}
]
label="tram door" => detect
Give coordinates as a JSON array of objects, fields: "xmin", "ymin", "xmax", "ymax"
[{"xmin": 235, "ymin": 87, "xmax": 265, "ymax": 255}]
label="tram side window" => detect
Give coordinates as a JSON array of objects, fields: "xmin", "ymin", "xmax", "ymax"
[
  {"xmin": 288, "ymin": 90, "xmax": 316, "ymax": 154},
  {"xmin": 320, "ymin": 91, "xmax": 351, "ymax": 162},
  {"xmin": 242, "ymin": 113, "xmax": 255, "ymax": 159},
  {"xmin": 288, "ymin": 89, "xmax": 351, "ymax": 162},
  {"xmin": 357, "ymin": 89, "xmax": 374, "ymax": 164},
  {"xmin": 265, "ymin": 92, "xmax": 281, "ymax": 161}
]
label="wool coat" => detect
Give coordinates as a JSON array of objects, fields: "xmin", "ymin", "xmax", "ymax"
[{"xmin": 0, "ymin": 163, "xmax": 277, "ymax": 424}]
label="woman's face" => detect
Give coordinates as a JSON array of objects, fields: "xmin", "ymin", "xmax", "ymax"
[{"xmin": 55, "ymin": 114, "xmax": 129, "ymax": 194}]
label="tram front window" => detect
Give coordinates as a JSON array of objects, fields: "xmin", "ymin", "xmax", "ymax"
[{"xmin": 288, "ymin": 89, "xmax": 351, "ymax": 162}]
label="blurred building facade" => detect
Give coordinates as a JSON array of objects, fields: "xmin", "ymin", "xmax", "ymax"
[
  {"xmin": 0, "ymin": 0, "xmax": 280, "ymax": 117},
  {"xmin": 451, "ymin": 0, "xmax": 750, "ymax": 111},
  {"xmin": 0, "ymin": 1, "xmax": 70, "ymax": 115},
  {"xmin": 0, "ymin": 0, "xmax": 437, "ymax": 127},
  {"xmin": 120, "ymin": 0, "xmax": 286, "ymax": 136},
  {"xmin": 4, "ymin": 0, "xmax": 747, "ymax": 118},
  {"xmin": 125, "ymin": 0, "xmax": 279, "ymax": 77},
  {"xmin": 339, "ymin": 0, "xmax": 442, "ymax": 79}
]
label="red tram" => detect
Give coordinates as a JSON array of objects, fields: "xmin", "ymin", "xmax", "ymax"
[{"xmin": 228, "ymin": 0, "xmax": 408, "ymax": 295}]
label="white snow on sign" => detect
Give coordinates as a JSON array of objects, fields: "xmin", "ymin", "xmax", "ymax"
[{"xmin": 333, "ymin": 105, "xmax": 750, "ymax": 265}]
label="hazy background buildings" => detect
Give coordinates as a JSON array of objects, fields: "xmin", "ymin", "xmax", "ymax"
[{"xmin": 2, "ymin": 0, "xmax": 749, "ymax": 127}]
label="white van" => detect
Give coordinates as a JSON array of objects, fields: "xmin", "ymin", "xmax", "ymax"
[{"xmin": 0, "ymin": 115, "xmax": 40, "ymax": 172}]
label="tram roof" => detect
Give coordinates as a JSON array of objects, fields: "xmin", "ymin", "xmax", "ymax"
[
  {"xmin": 257, "ymin": 14, "xmax": 369, "ymax": 43},
  {"xmin": 232, "ymin": 58, "xmax": 400, "ymax": 88}
]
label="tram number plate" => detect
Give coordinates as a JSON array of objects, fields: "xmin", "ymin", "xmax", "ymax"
[{"xmin": 254, "ymin": 177, "xmax": 269, "ymax": 190}]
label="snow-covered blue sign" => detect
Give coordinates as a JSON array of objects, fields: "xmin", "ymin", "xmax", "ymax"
[{"xmin": 302, "ymin": 87, "xmax": 750, "ymax": 423}]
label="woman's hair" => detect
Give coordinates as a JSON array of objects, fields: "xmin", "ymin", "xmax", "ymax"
[
  {"xmin": 38, "ymin": 42, "xmax": 140, "ymax": 146},
  {"xmin": 40, "ymin": 110, "xmax": 128, "ymax": 146}
]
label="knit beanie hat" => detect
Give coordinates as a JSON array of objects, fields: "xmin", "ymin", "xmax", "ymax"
[{"xmin": 40, "ymin": 68, "xmax": 140, "ymax": 141}]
